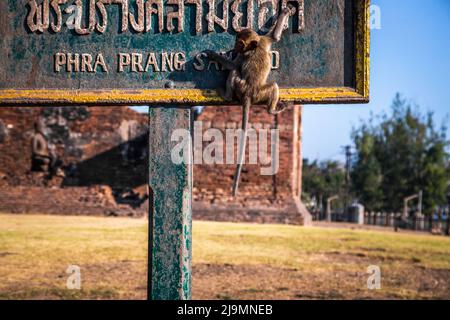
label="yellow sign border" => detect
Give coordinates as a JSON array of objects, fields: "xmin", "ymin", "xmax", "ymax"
[{"xmin": 0, "ymin": 0, "xmax": 370, "ymax": 106}]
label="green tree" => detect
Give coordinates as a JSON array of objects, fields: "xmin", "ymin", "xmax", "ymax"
[
  {"xmin": 351, "ymin": 94, "xmax": 450, "ymax": 213},
  {"xmin": 351, "ymin": 128, "xmax": 383, "ymax": 211},
  {"xmin": 302, "ymin": 159, "xmax": 346, "ymax": 212}
]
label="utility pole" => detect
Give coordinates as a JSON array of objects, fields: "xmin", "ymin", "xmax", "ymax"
[
  {"xmin": 418, "ymin": 190, "xmax": 423, "ymax": 216},
  {"xmin": 343, "ymin": 145, "xmax": 352, "ymax": 221}
]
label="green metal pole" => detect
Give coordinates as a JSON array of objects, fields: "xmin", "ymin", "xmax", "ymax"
[{"xmin": 148, "ymin": 107, "xmax": 192, "ymax": 300}]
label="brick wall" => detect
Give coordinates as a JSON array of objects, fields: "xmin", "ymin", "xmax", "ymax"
[
  {"xmin": 0, "ymin": 186, "xmax": 145, "ymax": 217},
  {"xmin": 0, "ymin": 106, "xmax": 149, "ymax": 216},
  {"xmin": 0, "ymin": 106, "xmax": 148, "ymax": 188},
  {"xmin": 193, "ymin": 105, "xmax": 310, "ymax": 225},
  {"xmin": 0, "ymin": 106, "xmax": 310, "ymax": 224}
]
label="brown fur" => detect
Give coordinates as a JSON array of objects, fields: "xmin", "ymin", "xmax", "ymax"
[{"xmin": 205, "ymin": 6, "xmax": 294, "ymax": 196}]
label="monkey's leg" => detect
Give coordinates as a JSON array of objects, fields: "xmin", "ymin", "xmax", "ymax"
[
  {"xmin": 256, "ymin": 82, "xmax": 286, "ymax": 115},
  {"xmin": 219, "ymin": 69, "xmax": 240, "ymax": 102},
  {"xmin": 232, "ymin": 97, "xmax": 251, "ymax": 197},
  {"xmin": 257, "ymin": 83, "xmax": 289, "ymax": 115},
  {"xmin": 233, "ymin": 76, "xmax": 247, "ymax": 98}
]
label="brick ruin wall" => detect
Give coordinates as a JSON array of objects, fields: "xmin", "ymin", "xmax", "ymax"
[
  {"xmin": 193, "ymin": 106, "xmax": 309, "ymax": 225},
  {"xmin": 0, "ymin": 106, "xmax": 309, "ymax": 224},
  {"xmin": 0, "ymin": 107, "xmax": 149, "ymax": 216}
]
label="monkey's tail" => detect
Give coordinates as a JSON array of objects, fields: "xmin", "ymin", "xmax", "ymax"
[{"xmin": 232, "ymin": 100, "xmax": 251, "ymax": 197}]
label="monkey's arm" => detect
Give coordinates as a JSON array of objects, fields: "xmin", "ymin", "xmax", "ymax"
[
  {"xmin": 204, "ymin": 50, "xmax": 239, "ymax": 71},
  {"xmin": 268, "ymin": 6, "xmax": 294, "ymax": 42}
]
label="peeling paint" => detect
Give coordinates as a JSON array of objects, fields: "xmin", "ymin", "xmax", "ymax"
[{"xmin": 149, "ymin": 107, "xmax": 192, "ymax": 300}]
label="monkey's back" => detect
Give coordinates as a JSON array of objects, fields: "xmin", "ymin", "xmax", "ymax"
[{"xmin": 241, "ymin": 47, "xmax": 271, "ymax": 93}]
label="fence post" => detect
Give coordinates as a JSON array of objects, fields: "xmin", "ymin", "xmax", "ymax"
[
  {"xmin": 417, "ymin": 213, "xmax": 425, "ymax": 231},
  {"xmin": 394, "ymin": 213, "xmax": 401, "ymax": 232},
  {"xmin": 148, "ymin": 107, "xmax": 193, "ymax": 300},
  {"xmin": 413, "ymin": 214, "xmax": 417, "ymax": 231},
  {"xmin": 357, "ymin": 205, "xmax": 364, "ymax": 225},
  {"xmin": 388, "ymin": 213, "xmax": 394, "ymax": 227},
  {"xmin": 429, "ymin": 213, "xmax": 434, "ymax": 232},
  {"xmin": 445, "ymin": 208, "xmax": 450, "ymax": 236},
  {"xmin": 438, "ymin": 208, "xmax": 443, "ymax": 235}
]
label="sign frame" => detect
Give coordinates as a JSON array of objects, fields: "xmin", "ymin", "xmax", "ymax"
[{"xmin": 0, "ymin": 0, "xmax": 370, "ymax": 106}]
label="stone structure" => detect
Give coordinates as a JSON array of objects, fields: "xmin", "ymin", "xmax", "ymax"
[{"xmin": 0, "ymin": 106, "xmax": 310, "ymax": 224}]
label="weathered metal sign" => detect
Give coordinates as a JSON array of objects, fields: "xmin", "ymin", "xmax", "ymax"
[{"xmin": 0, "ymin": 0, "xmax": 369, "ymax": 105}]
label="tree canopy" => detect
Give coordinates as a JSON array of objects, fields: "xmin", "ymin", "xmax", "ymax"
[
  {"xmin": 351, "ymin": 94, "xmax": 450, "ymax": 213},
  {"xmin": 303, "ymin": 94, "xmax": 450, "ymax": 214},
  {"xmin": 302, "ymin": 159, "xmax": 346, "ymax": 212}
]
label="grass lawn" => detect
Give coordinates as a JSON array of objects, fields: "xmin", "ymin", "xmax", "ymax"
[{"xmin": 0, "ymin": 214, "xmax": 449, "ymax": 299}]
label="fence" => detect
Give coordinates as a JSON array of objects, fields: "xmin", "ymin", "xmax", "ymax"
[
  {"xmin": 364, "ymin": 208, "xmax": 450, "ymax": 235},
  {"xmin": 310, "ymin": 207, "xmax": 364, "ymax": 224},
  {"xmin": 310, "ymin": 207, "xmax": 450, "ymax": 236}
]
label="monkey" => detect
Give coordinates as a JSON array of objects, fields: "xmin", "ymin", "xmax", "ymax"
[{"xmin": 204, "ymin": 6, "xmax": 294, "ymax": 197}]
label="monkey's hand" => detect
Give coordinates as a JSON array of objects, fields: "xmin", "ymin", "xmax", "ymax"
[
  {"xmin": 203, "ymin": 50, "xmax": 238, "ymax": 71},
  {"xmin": 203, "ymin": 50, "xmax": 225, "ymax": 62},
  {"xmin": 283, "ymin": 4, "xmax": 296, "ymax": 16},
  {"xmin": 268, "ymin": 101, "xmax": 292, "ymax": 115},
  {"xmin": 269, "ymin": 5, "xmax": 295, "ymax": 40},
  {"xmin": 278, "ymin": 6, "xmax": 296, "ymax": 30},
  {"xmin": 203, "ymin": 50, "xmax": 216, "ymax": 59}
]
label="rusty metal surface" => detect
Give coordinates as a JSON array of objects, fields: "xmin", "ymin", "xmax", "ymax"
[
  {"xmin": 0, "ymin": 0, "xmax": 370, "ymax": 105},
  {"xmin": 148, "ymin": 107, "xmax": 192, "ymax": 300}
]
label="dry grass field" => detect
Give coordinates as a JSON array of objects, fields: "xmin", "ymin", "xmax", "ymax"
[{"xmin": 0, "ymin": 213, "xmax": 449, "ymax": 300}]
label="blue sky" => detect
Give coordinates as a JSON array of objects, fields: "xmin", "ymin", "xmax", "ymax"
[
  {"xmin": 133, "ymin": 0, "xmax": 450, "ymax": 162},
  {"xmin": 302, "ymin": 0, "xmax": 450, "ymax": 161}
]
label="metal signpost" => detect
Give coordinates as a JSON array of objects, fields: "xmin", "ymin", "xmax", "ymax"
[{"xmin": 0, "ymin": 0, "xmax": 370, "ymax": 300}]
